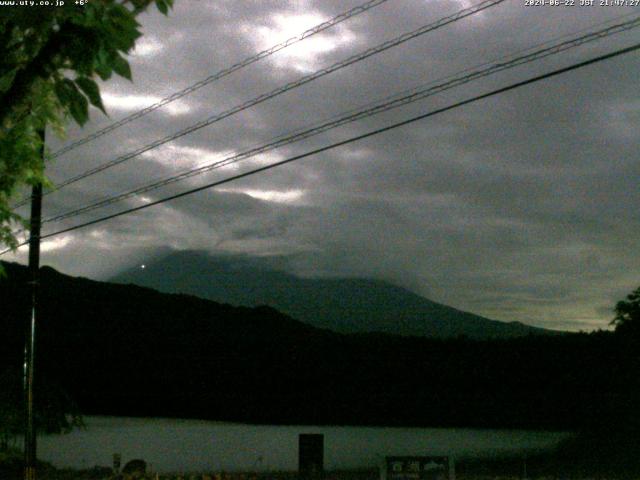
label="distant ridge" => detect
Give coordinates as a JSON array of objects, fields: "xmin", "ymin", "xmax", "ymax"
[
  {"xmin": 111, "ymin": 250, "xmax": 557, "ymax": 339},
  {"xmin": 0, "ymin": 260, "xmax": 624, "ymax": 430}
]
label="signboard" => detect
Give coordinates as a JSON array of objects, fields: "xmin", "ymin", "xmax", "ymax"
[{"xmin": 386, "ymin": 456, "xmax": 450, "ymax": 480}]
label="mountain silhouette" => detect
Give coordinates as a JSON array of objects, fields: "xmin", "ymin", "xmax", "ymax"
[
  {"xmin": 111, "ymin": 250, "xmax": 556, "ymax": 339},
  {"xmin": 0, "ymin": 260, "xmax": 629, "ymax": 430}
]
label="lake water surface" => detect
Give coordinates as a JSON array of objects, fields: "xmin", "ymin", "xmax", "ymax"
[{"xmin": 38, "ymin": 416, "xmax": 570, "ymax": 473}]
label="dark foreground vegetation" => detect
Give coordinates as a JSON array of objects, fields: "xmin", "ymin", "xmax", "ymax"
[
  {"xmin": 1, "ymin": 262, "xmax": 640, "ymax": 474},
  {"xmin": 1, "ymin": 261, "xmax": 639, "ymax": 429}
]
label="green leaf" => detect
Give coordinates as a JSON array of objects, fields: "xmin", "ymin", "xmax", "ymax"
[
  {"xmin": 63, "ymin": 27, "xmax": 100, "ymax": 76},
  {"xmin": 103, "ymin": 4, "xmax": 142, "ymax": 52},
  {"xmin": 155, "ymin": 0, "xmax": 168, "ymax": 15},
  {"xmin": 95, "ymin": 64, "xmax": 112, "ymax": 81},
  {"xmin": 55, "ymin": 78, "xmax": 89, "ymax": 126},
  {"xmin": 68, "ymin": 89, "xmax": 89, "ymax": 126},
  {"xmin": 75, "ymin": 77, "xmax": 106, "ymax": 115},
  {"xmin": 130, "ymin": 0, "xmax": 153, "ymax": 12},
  {"xmin": 110, "ymin": 4, "xmax": 141, "ymax": 32},
  {"xmin": 111, "ymin": 54, "xmax": 132, "ymax": 81},
  {"xmin": 103, "ymin": 25, "xmax": 133, "ymax": 52},
  {"xmin": 54, "ymin": 78, "xmax": 78, "ymax": 107},
  {"xmin": 0, "ymin": 68, "xmax": 17, "ymax": 93},
  {"xmin": 95, "ymin": 47, "xmax": 113, "ymax": 80}
]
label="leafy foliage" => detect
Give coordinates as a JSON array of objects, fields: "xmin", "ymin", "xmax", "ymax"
[
  {"xmin": 0, "ymin": 0, "xmax": 174, "ymax": 257},
  {"xmin": 611, "ymin": 286, "xmax": 640, "ymax": 336},
  {"xmin": 0, "ymin": 368, "xmax": 84, "ymax": 451}
]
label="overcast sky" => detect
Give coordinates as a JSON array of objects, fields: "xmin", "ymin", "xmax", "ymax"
[{"xmin": 7, "ymin": 0, "xmax": 640, "ymax": 331}]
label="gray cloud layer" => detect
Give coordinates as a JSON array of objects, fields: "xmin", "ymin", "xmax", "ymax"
[{"xmin": 8, "ymin": 0, "xmax": 640, "ymax": 331}]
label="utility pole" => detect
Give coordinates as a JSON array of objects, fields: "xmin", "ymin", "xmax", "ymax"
[{"xmin": 24, "ymin": 128, "xmax": 44, "ymax": 480}]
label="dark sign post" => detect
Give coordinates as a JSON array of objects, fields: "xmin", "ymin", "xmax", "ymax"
[
  {"xmin": 386, "ymin": 456, "xmax": 451, "ymax": 480},
  {"xmin": 299, "ymin": 434, "xmax": 324, "ymax": 480},
  {"xmin": 113, "ymin": 454, "xmax": 121, "ymax": 474}
]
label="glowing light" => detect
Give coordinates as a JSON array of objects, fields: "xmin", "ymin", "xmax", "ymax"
[
  {"xmin": 132, "ymin": 36, "xmax": 163, "ymax": 57},
  {"xmin": 219, "ymin": 188, "xmax": 305, "ymax": 204},
  {"xmin": 40, "ymin": 236, "xmax": 72, "ymax": 252},
  {"xmin": 101, "ymin": 93, "xmax": 190, "ymax": 116},
  {"xmin": 245, "ymin": 12, "xmax": 357, "ymax": 72},
  {"xmin": 140, "ymin": 145, "xmax": 238, "ymax": 171},
  {"xmin": 450, "ymin": 0, "xmax": 488, "ymax": 19}
]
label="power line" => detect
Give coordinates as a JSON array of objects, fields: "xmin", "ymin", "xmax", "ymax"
[
  {"xmin": 3, "ymin": 41, "xmax": 638, "ymax": 255},
  {"xmin": 8, "ymin": 12, "xmax": 640, "ymax": 241},
  {"xmin": 41, "ymin": 14, "xmax": 640, "ymax": 225},
  {"xmin": 322, "ymin": 9, "xmax": 640, "ymax": 122},
  {"xmin": 49, "ymin": 0, "xmax": 393, "ymax": 159},
  {"xmin": 19, "ymin": 0, "xmax": 507, "ymax": 207}
]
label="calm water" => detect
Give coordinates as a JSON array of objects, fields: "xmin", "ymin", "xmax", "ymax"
[{"xmin": 37, "ymin": 416, "xmax": 570, "ymax": 473}]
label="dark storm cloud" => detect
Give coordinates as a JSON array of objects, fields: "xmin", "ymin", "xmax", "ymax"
[{"xmin": 7, "ymin": 0, "xmax": 639, "ymax": 331}]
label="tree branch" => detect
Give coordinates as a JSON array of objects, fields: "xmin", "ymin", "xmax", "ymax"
[{"xmin": 0, "ymin": 25, "xmax": 68, "ymax": 127}]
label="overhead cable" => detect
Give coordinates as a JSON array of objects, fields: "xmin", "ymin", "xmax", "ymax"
[
  {"xmin": 2, "ymin": 40, "xmax": 637, "ymax": 256},
  {"xmin": 42, "ymin": 15, "xmax": 640, "ymax": 225},
  {"xmin": 19, "ymin": 0, "xmax": 507, "ymax": 208},
  {"xmin": 49, "ymin": 0, "xmax": 393, "ymax": 159}
]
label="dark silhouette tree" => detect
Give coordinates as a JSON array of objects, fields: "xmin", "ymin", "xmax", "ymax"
[
  {"xmin": 611, "ymin": 286, "xmax": 640, "ymax": 336},
  {"xmin": 0, "ymin": 368, "xmax": 83, "ymax": 452}
]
